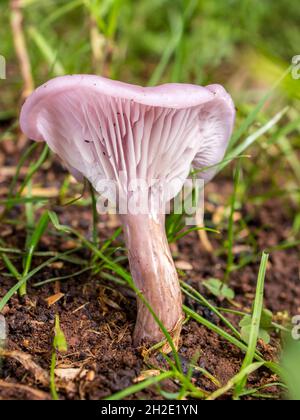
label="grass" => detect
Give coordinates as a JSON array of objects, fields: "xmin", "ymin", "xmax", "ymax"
[
  {"xmin": 234, "ymin": 252, "xmax": 269, "ymax": 398},
  {"xmin": 224, "ymin": 164, "xmax": 241, "ymax": 282},
  {"xmin": 0, "ymin": 0, "xmax": 300, "ymax": 401},
  {"xmin": 50, "ymin": 315, "xmax": 68, "ymax": 400}
]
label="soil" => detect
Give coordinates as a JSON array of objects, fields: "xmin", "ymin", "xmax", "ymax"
[{"xmin": 0, "ymin": 139, "xmax": 299, "ymax": 400}]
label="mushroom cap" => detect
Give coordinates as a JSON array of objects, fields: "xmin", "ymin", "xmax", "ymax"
[{"xmin": 20, "ymin": 75, "xmax": 235, "ymax": 206}]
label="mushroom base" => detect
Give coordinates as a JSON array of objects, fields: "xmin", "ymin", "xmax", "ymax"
[{"xmin": 121, "ymin": 213, "xmax": 184, "ymax": 347}]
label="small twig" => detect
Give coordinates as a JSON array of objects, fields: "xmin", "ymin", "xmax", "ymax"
[
  {"xmin": 10, "ymin": 0, "xmax": 34, "ymax": 149},
  {"xmin": 0, "ymin": 379, "xmax": 51, "ymax": 400},
  {"xmin": 0, "ymin": 349, "xmax": 50, "ymax": 386},
  {"xmin": 10, "ymin": 0, "xmax": 34, "ymax": 101}
]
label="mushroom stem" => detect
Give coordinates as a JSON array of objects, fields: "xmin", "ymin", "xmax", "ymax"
[{"xmin": 121, "ymin": 213, "xmax": 183, "ymax": 347}]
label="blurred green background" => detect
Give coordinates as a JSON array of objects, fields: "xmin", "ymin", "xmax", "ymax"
[
  {"xmin": 1, "ymin": 0, "xmax": 299, "ymax": 211},
  {"xmin": 0, "ymin": 0, "xmax": 300, "ymax": 400},
  {"xmin": 1, "ymin": 0, "xmax": 300, "ymax": 96}
]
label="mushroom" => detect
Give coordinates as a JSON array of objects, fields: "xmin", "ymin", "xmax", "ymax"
[{"xmin": 20, "ymin": 75, "xmax": 235, "ymax": 346}]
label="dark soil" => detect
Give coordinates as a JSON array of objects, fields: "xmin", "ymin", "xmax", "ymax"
[{"xmin": 0, "ymin": 141, "xmax": 299, "ymax": 400}]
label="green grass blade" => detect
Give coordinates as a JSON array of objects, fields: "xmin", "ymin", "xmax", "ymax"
[
  {"xmin": 105, "ymin": 371, "xmax": 174, "ymax": 400},
  {"xmin": 207, "ymin": 362, "xmax": 264, "ymax": 400},
  {"xmin": 0, "ymin": 252, "xmax": 21, "ymax": 281},
  {"xmin": 18, "ymin": 144, "xmax": 49, "ymax": 196},
  {"xmin": 184, "ymin": 305, "xmax": 264, "ymax": 362},
  {"xmin": 234, "ymin": 252, "xmax": 269, "ymax": 397},
  {"xmin": 5, "ymin": 142, "xmax": 38, "ymax": 213},
  {"xmin": 181, "ymin": 282, "xmax": 242, "ymax": 340},
  {"xmin": 224, "ymin": 106, "xmax": 289, "ymax": 171},
  {"xmin": 42, "ymin": 0, "xmax": 83, "ymax": 27},
  {"xmin": 23, "ymin": 211, "xmax": 49, "ymax": 277},
  {"xmin": 229, "ymin": 66, "xmax": 292, "ymax": 149},
  {"xmin": 28, "ymin": 26, "xmax": 65, "ymax": 76},
  {"xmin": 225, "ymin": 165, "xmax": 241, "ymax": 282},
  {"xmin": 0, "ymin": 249, "xmax": 80, "ymax": 312}
]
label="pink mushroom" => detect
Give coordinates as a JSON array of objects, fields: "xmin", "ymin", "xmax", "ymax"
[{"xmin": 20, "ymin": 75, "xmax": 235, "ymax": 346}]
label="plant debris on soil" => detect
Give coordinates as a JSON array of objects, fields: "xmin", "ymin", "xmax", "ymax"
[{"xmin": 0, "ymin": 142, "xmax": 299, "ymax": 400}]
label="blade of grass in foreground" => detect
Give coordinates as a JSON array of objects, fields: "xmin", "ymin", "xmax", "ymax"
[
  {"xmin": 181, "ymin": 281, "xmax": 242, "ymax": 340},
  {"xmin": 228, "ymin": 65, "xmax": 292, "ymax": 150},
  {"xmin": 89, "ymin": 183, "xmax": 99, "ymax": 249},
  {"xmin": 20, "ymin": 211, "xmax": 50, "ymax": 296},
  {"xmin": 183, "ymin": 305, "xmax": 264, "ymax": 362},
  {"xmin": 234, "ymin": 252, "xmax": 269, "ymax": 398},
  {"xmin": 0, "ymin": 251, "xmax": 21, "ymax": 283},
  {"xmin": 0, "ymin": 248, "xmax": 81, "ymax": 312},
  {"xmin": 50, "ymin": 315, "xmax": 68, "ymax": 401},
  {"xmin": 33, "ymin": 265, "xmax": 95, "ymax": 287},
  {"xmin": 224, "ymin": 164, "xmax": 241, "ymax": 282},
  {"xmin": 159, "ymin": 352, "xmax": 208, "ymax": 399},
  {"xmin": 238, "ymin": 382, "xmax": 287, "ymax": 398},
  {"xmin": 105, "ymin": 371, "xmax": 174, "ymax": 400},
  {"xmin": 20, "ymin": 179, "xmax": 34, "ymax": 296},
  {"xmin": 28, "ymin": 26, "xmax": 65, "ymax": 76},
  {"xmin": 4, "ymin": 142, "xmax": 38, "ymax": 214},
  {"xmin": 223, "ymin": 106, "xmax": 289, "ymax": 171},
  {"xmin": 191, "ymin": 106, "xmax": 288, "ymax": 180},
  {"xmin": 42, "ymin": 0, "xmax": 83, "ymax": 27},
  {"xmin": 0, "ymin": 197, "xmax": 49, "ymax": 206},
  {"xmin": 207, "ymin": 362, "xmax": 264, "ymax": 400},
  {"xmin": 18, "ymin": 144, "xmax": 49, "ymax": 196}
]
